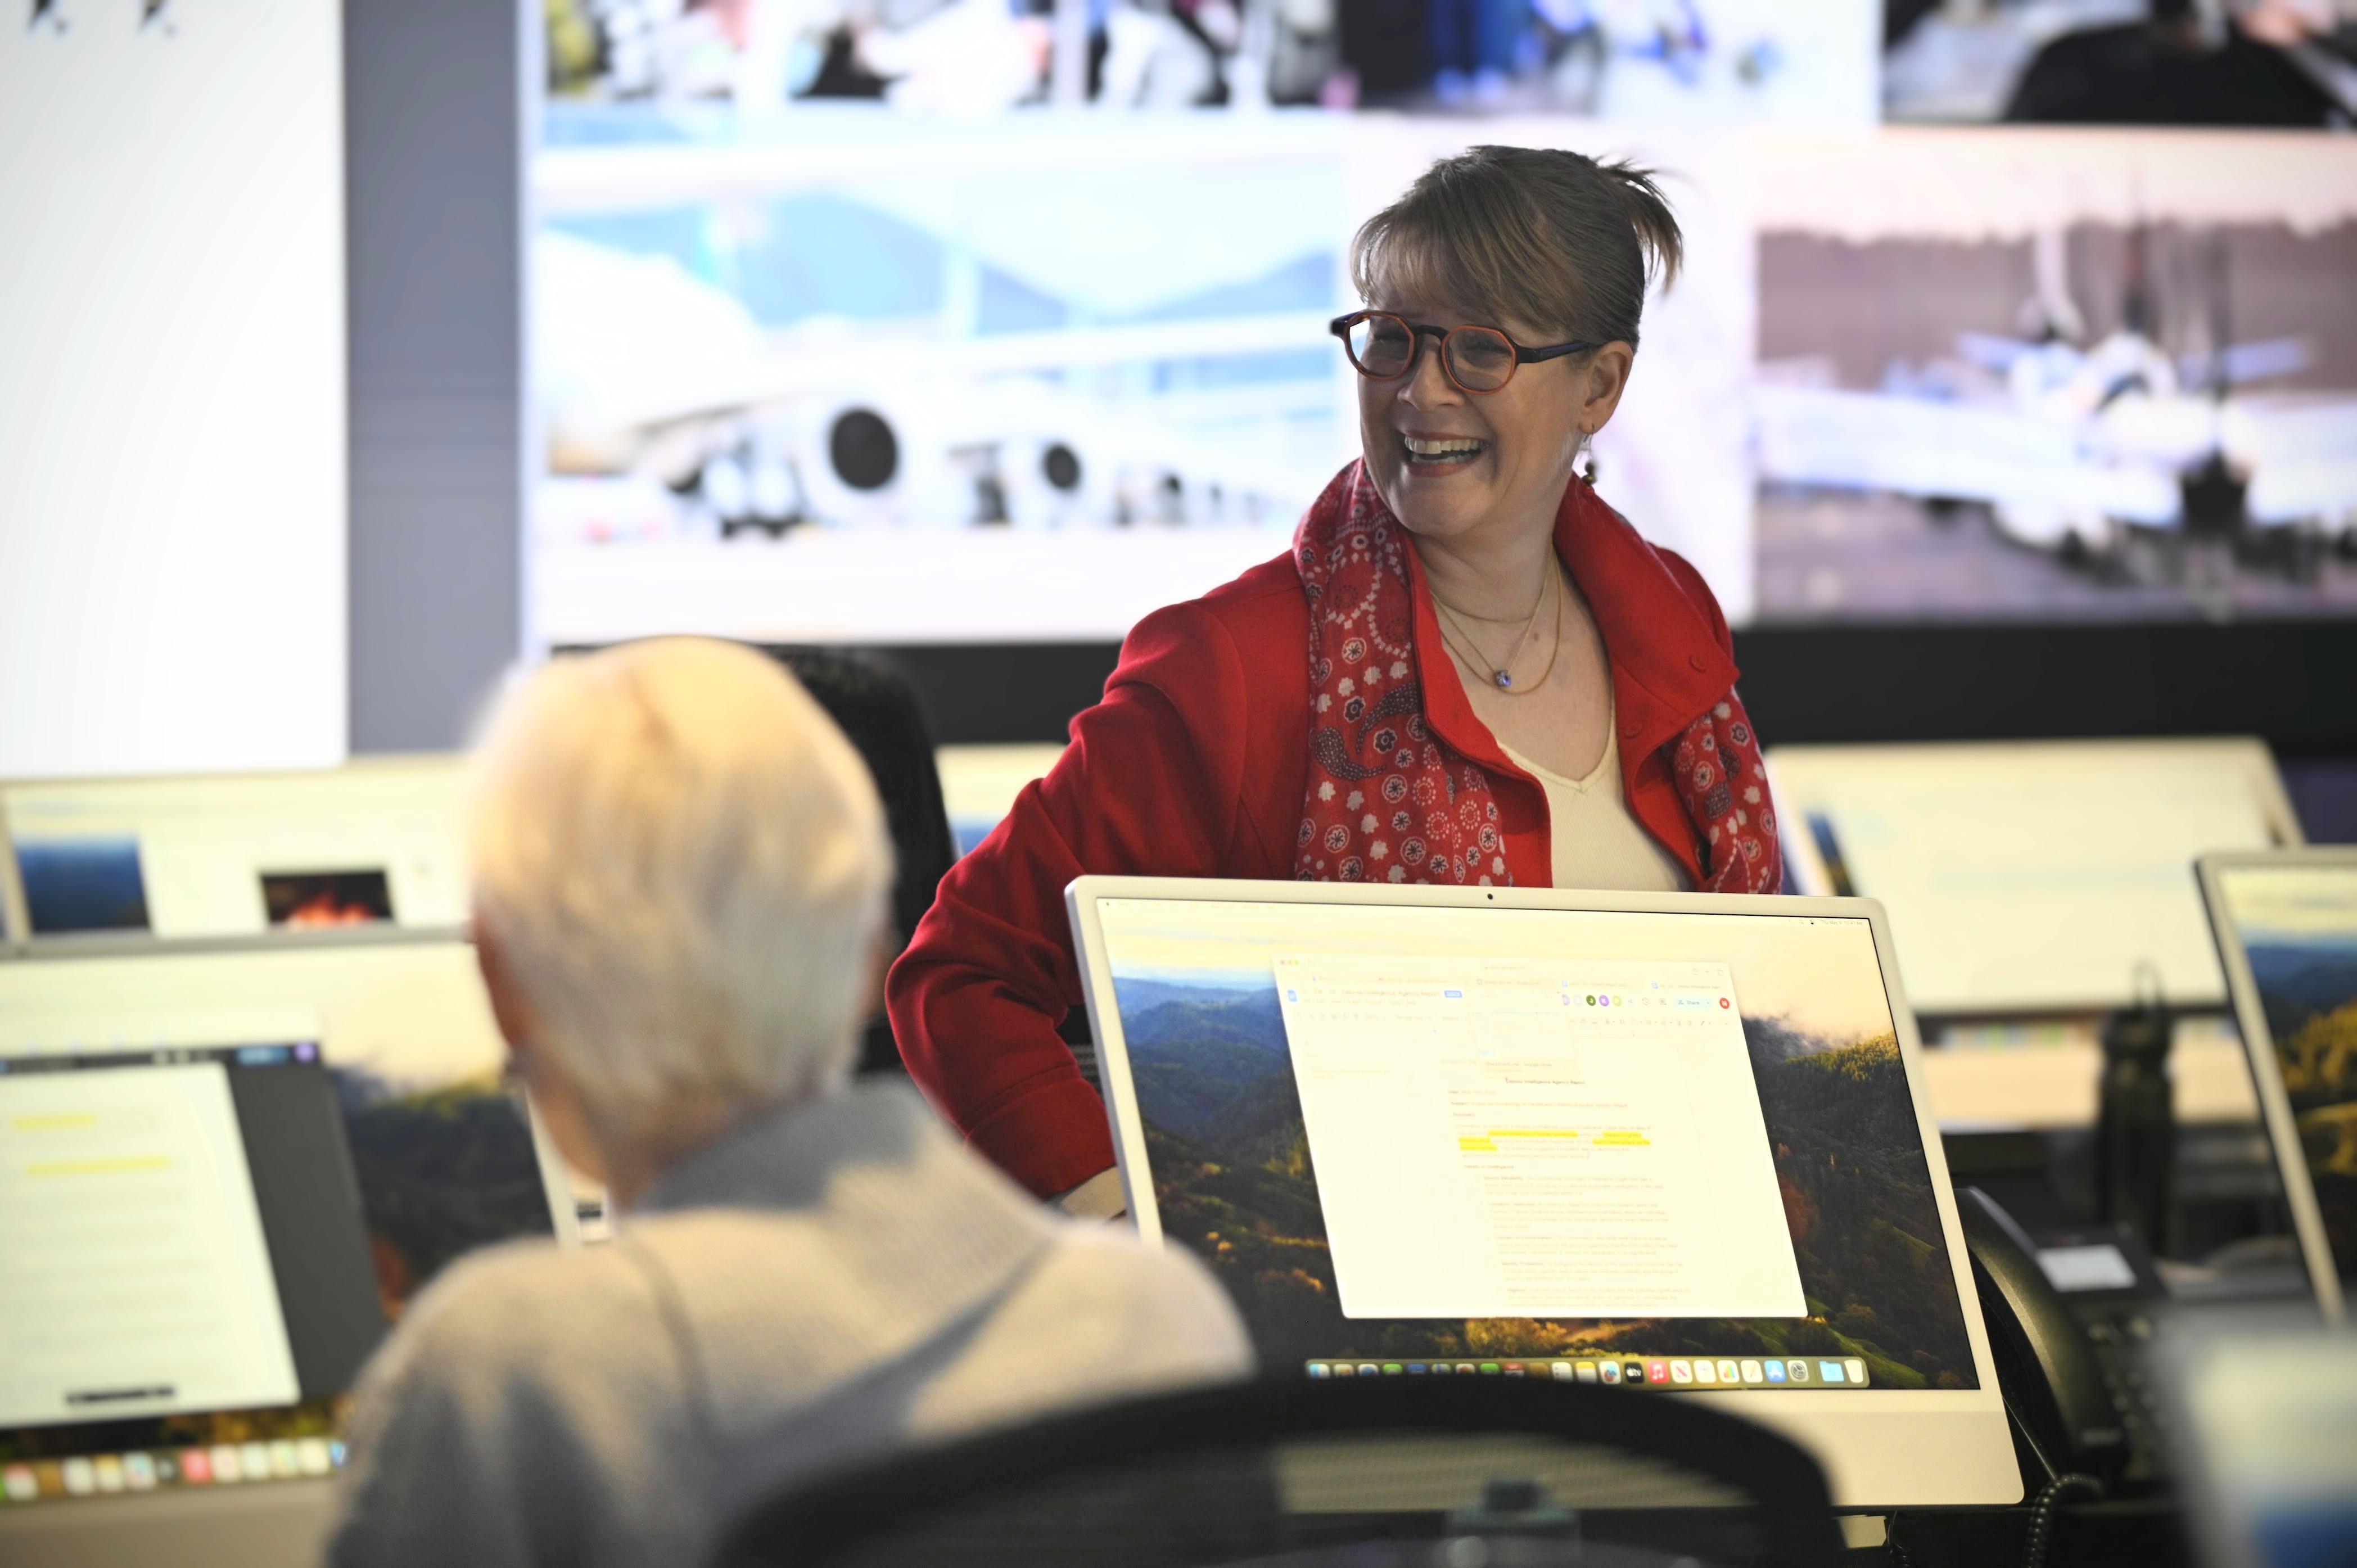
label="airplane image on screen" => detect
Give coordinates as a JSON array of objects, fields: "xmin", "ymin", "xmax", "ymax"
[
  {"xmin": 539, "ymin": 228, "xmax": 1327, "ymax": 540},
  {"xmin": 531, "ymin": 121, "xmax": 1345, "ymax": 546},
  {"xmin": 1754, "ymin": 227, "xmax": 2357, "ymax": 575}
]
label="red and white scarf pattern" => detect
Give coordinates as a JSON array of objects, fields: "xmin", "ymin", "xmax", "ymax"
[{"xmin": 1289, "ymin": 461, "xmax": 1778, "ymax": 892}]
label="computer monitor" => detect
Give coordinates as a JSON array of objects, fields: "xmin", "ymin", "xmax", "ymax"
[
  {"xmin": 2156, "ymin": 1313, "xmax": 2357, "ymax": 1568},
  {"xmin": 1065, "ymin": 878, "xmax": 2020, "ymax": 1508},
  {"xmin": 0, "ymin": 930, "xmax": 574, "ymax": 1511},
  {"xmin": 936, "ymin": 744, "xmax": 1064, "ymax": 858},
  {"xmin": 2198, "ymin": 849, "xmax": 2357, "ymax": 1324},
  {"xmin": 0, "ymin": 758, "xmax": 466, "ymax": 943},
  {"xmin": 1771, "ymin": 739, "xmax": 2304, "ymax": 1017}
]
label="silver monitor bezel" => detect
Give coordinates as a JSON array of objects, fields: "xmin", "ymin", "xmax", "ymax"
[
  {"xmin": 2195, "ymin": 847, "xmax": 2356, "ymax": 1324},
  {"xmin": 1066, "ymin": 875, "xmax": 2020, "ymax": 1509}
]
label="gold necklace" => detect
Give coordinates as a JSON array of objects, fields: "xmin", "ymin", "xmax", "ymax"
[
  {"xmin": 1517, "ymin": 585, "xmax": 1566, "ymax": 696},
  {"xmin": 1437, "ymin": 594, "xmax": 1564, "ymax": 699},
  {"xmin": 1434, "ymin": 570, "xmax": 1555, "ymax": 693}
]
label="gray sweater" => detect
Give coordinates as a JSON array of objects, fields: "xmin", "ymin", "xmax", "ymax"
[{"xmin": 325, "ymin": 1082, "xmax": 1253, "ymax": 1568}]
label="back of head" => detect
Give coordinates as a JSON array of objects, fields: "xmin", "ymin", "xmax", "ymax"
[
  {"xmin": 772, "ymin": 647, "xmax": 959, "ymax": 1077},
  {"xmin": 1352, "ymin": 145, "xmax": 1683, "ymax": 349},
  {"xmin": 467, "ymin": 638, "xmax": 893, "ymax": 1141}
]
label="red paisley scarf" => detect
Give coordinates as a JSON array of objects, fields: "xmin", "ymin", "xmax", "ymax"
[{"xmin": 1290, "ymin": 460, "xmax": 1778, "ymax": 892}]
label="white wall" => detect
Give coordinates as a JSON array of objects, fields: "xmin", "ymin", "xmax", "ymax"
[{"xmin": 0, "ymin": 0, "xmax": 346, "ymax": 779}]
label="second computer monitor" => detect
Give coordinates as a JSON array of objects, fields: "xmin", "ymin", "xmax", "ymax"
[
  {"xmin": 1771, "ymin": 738, "xmax": 2302, "ymax": 1017},
  {"xmin": 2200, "ymin": 849, "xmax": 2357, "ymax": 1322},
  {"xmin": 0, "ymin": 929, "xmax": 575, "ymax": 1509},
  {"xmin": 0, "ymin": 758, "xmax": 466, "ymax": 944}
]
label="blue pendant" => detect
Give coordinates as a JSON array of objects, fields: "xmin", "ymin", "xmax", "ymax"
[{"xmin": 1495, "ymin": 670, "xmax": 1513, "ymax": 689}]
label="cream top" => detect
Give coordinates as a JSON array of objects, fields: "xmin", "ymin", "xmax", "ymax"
[{"xmin": 1500, "ymin": 725, "xmax": 1693, "ymax": 894}]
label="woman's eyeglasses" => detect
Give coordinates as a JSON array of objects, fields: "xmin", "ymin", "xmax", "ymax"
[{"xmin": 1329, "ymin": 310, "xmax": 1595, "ymax": 395}]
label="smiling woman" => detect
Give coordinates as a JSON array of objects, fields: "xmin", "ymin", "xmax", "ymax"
[{"xmin": 888, "ymin": 146, "xmax": 1782, "ymax": 1210}]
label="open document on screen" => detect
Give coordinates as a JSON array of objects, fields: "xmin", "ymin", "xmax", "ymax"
[
  {"xmin": 1276, "ymin": 953, "xmax": 1804, "ymax": 1321},
  {"xmin": 1093, "ymin": 896, "xmax": 1984, "ymax": 1397},
  {"xmin": 0, "ymin": 942, "xmax": 562, "ymax": 1322},
  {"xmin": 0, "ymin": 1058, "xmax": 301, "ymax": 1429}
]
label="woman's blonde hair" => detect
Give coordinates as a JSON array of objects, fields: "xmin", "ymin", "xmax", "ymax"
[
  {"xmin": 466, "ymin": 638, "xmax": 892, "ymax": 1141},
  {"xmin": 1351, "ymin": 145, "xmax": 1683, "ymax": 349}
]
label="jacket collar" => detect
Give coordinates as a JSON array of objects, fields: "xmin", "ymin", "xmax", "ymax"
[
  {"xmin": 627, "ymin": 1082, "xmax": 1058, "ymax": 1441},
  {"xmin": 635, "ymin": 1079, "xmax": 943, "ymax": 1217},
  {"xmin": 1405, "ymin": 476, "xmax": 1735, "ymax": 778}
]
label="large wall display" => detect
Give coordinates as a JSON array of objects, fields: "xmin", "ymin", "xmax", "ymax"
[
  {"xmin": 529, "ymin": 1, "xmax": 1862, "ymax": 648},
  {"xmin": 530, "ymin": 106, "xmax": 1758, "ymax": 643},
  {"xmin": 0, "ymin": 0, "xmax": 347, "ymax": 778},
  {"xmin": 529, "ymin": 9, "xmax": 2356, "ymax": 652}
]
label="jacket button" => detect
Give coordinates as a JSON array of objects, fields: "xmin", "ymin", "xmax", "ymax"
[{"xmin": 1688, "ymin": 653, "xmax": 1708, "ymax": 671}]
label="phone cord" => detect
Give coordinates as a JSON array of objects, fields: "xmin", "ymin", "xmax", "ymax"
[
  {"xmin": 2020, "ymin": 1472, "xmax": 2106, "ymax": 1568},
  {"xmin": 1885, "ymin": 1471, "xmax": 2104, "ymax": 1568}
]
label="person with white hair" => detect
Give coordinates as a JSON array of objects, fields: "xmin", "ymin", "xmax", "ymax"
[{"xmin": 326, "ymin": 638, "xmax": 1250, "ymax": 1568}]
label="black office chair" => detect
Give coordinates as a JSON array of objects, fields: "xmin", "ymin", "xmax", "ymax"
[
  {"xmin": 715, "ymin": 1377, "xmax": 1846, "ymax": 1568},
  {"xmin": 769, "ymin": 647, "xmax": 959, "ymax": 1077}
]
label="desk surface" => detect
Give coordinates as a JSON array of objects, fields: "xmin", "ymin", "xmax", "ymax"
[{"xmin": 0, "ymin": 1476, "xmax": 336, "ymax": 1568}]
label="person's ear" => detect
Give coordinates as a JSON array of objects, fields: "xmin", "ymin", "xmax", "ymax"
[
  {"xmin": 1574, "ymin": 341, "xmax": 1637, "ymax": 437},
  {"xmin": 473, "ymin": 907, "xmax": 616, "ymax": 1190},
  {"xmin": 473, "ymin": 910, "xmax": 537, "ymax": 1059}
]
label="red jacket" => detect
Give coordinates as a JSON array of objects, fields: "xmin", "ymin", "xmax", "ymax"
[{"xmin": 887, "ymin": 477, "xmax": 1758, "ymax": 1199}]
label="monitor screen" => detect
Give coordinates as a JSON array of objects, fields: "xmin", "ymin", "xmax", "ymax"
[
  {"xmin": 1751, "ymin": 128, "xmax": 2357, "ymax": 626},
  {"xmin": 1773, "ymin": 739, "xmax": 2300, "ymax": 1015},
  {"xmin": 1076, "ymin": 888, "xmax": 2014, "ymax": 1502},
  {"xmin": 2209, "ymin": 858, "xmax": 2357, "ymax": 1291},
  {"xmin": 1, "ymin": 761, "xmax": 466, "ymax": 942},
  {"xmin": 2166, "ymin": 1324, "xmax": 2357, "ymax": 1568},
  {"xmin": 0, "ymin": 1042, "xmax": 381, "ymax": 1434},
  {"xmin": 531, "ymin": 44, "xmax": 2357, "ymax": 652},
  {"xmin": 0, "ymin": 937, "xmax": 563, "ymax": 1503},
  {"xmin": 535, "ymin": 0, "xmax": 1850, "ymax": 655},
  {"xmin": 1885, "ymin": 5, "xmax": 2357, "ymax": 126},
  {"xmin": 936, "ymin": 743, "xmax": 1064, "ymax": 857},
  {"xmin": 1077, "ymin": 887, "xmax": 2005, "ymax": 1417},
  {"xmin": 541, "ymin": 2, "xmax": 1876, "ymax": 126}
]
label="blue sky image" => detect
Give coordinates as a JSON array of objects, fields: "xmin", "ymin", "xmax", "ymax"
[{"xmin": 543, "ymin": 149, "xmax": 1340, "ymax": 345}]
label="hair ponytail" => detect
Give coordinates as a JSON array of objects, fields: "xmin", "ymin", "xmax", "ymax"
[{"xmin": 1601, "ymin": 158, "xmax": 1683, "ymax": 296}]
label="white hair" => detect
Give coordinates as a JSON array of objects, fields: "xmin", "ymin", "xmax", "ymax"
[{"xmin": 466, "ymin": 638, "xmax": 892, "ymax": 1140}]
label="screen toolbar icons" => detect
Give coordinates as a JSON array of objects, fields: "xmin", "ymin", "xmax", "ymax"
[
  {"xmin": 0, "ymin": 1438, "xmax": 340, "ymax": 1506},
  {"xmin": 1297, "ymin": 1356, "xmax": 1869, "ymax": 1389}
]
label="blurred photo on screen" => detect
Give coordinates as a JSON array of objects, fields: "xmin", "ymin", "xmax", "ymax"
[
  {"xmin": 543, "ymin": 0, "xmax": 1876, "ymax": 122},
  {"xmin": 1884, "ymin": 0, "xmax": 2357, "ymax": 125},
  {"xmin": 1748, "ymin": 128, "xmax": 2357, "ymax": 623}
]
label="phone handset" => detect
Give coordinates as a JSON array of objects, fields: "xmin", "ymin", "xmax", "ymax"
[{"xmin": 1953, "ymin": 1186, "xmax": 2129, "ymax": 1488}]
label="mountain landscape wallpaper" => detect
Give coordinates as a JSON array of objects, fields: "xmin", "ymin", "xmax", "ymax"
[
  {"xmin": 331, "ymin": 1068, "xmax": 556, "ymax": 1319},
  {"xmin": 2247, "ymin": 936, "xmax": 2357, "ymax": 1278},
  {"xmin": 1114, "ymin": 973, "xmax": 1979, "ymax": 1388}
]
